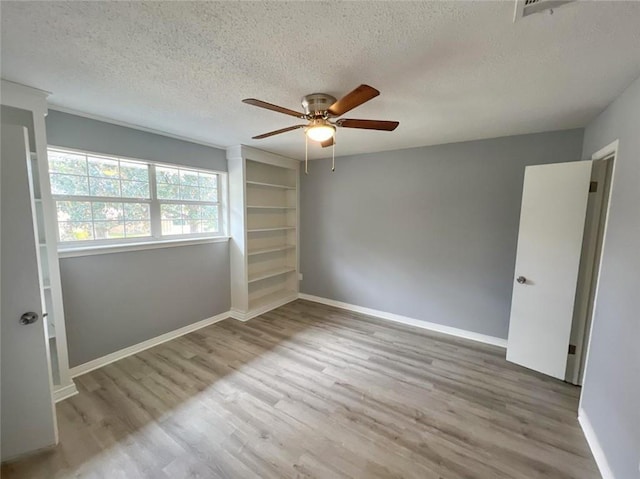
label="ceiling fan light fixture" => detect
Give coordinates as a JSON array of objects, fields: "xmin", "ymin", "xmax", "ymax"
[{"xmin": 305, "ymin": 119, "xmax": 335, "ymax": 142}]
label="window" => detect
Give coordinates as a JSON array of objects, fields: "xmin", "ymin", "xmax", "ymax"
[
  {"xmin": 47, "ymin": 147, "xmax": 226, "ymax": 248},
  {"xmin": 155, "ymin": 165, "xmax": 219, "ymax": 236}
]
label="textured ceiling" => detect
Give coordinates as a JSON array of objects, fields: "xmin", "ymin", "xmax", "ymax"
[{"xmin": 2, "ymin": 1, "xmax": 640, "ymax": 159}]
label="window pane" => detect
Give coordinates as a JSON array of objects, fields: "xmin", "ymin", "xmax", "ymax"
[
  {"xmin": 124, "ymin": 203, "xmax": 150, "ymax": 221},
  {"xmin": 94, "ymin": 221, "xmax": 125, "ymax": 239},
  {"xmin": 50, "ymin": 173, "xmax": 89, "ymax": 196},
  {"xmin": 48, "ymin": 151, "xmax": 87, "ymax": 175},
  {"xmin": 88, "ymin": 157, "xmax": 120, "ymax": 178},
  {"xmin": 161, "ymin": 203, "xmax": 186, "ymax": 236},
  {"xmin": 183, "ymin": 220, "xmax": 202, "ymax": 234},
  {"xmin": 202, "ymin": 205, "xmax": 218, "ymax": 222},
  {"xmin": 198, "ymin": 173, "xmax": 217, "ymax": 189},
  {"xmin": 180, "ymin": 170, "xmax": 199, "ymax": 186},
  {"xmin": 180, "ymin": 186, "xmax": 200, "ymax": 201},
  {"xmin": 120, "ymin": 161, "xmax": 148, "ymax": 182},
  {"xmin": 89, "ymin": 177, "xmax": 120, "ymax": 197},
  {"xmin": 156, "ymin": 166, "xmax": 180, "ymax": 185},
  {"xmin": 161, "ymin": 220, "xmax": 182, "ymax": 236},
  {"xmin": 159, "ymin": 202, "xmax": 218, "ymax": 236},
  {"xmin": 56, "ymin": 201, "xmax": 92, "ymax": 222},
  {"xmin": 204, "ymin": 207, "xmax": 219, "ymax": 233},
  {"xmin": 160, "ymin": 203, "xmax": 182, "ymax": 220},
  {"xmin": 183, "ymin": 204, "xmax": 201, "ymax": 219},
  {"xmin": 58, "ymin": 222, "xmax": 94, "ymax": 241},
  {"xmin": 202, "ymin": 220, "xmax": 218, "ymax": 233},
  {"xmin": 121, "ymin": 180, "xmax": 150, "ymax": 199},
  {"xmin": 125, "ymin": 221, "xmax": 151, "ymax": 238},
  {"xmin": 92, "ymin": 202, "xmax": 124, "ymax": 221},
  {"xmin": 157, "ymin": 183, "xmax": 179, "ymax": 200},
  {"xmin": 199, "ymin": 187, "xmax": 217, "ymax": 201}
]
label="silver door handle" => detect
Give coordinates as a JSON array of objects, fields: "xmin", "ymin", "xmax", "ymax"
[
  {"xmin": 516, "ymin": 276, "xmax": 527, "ymax": 284},
  {"xmin": 20, "ymin": 312, "xmax": 39, "ymax": 325}
]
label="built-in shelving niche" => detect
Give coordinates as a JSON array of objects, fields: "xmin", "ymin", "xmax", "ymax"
[
  {"xmin": 228, "ymin": 147, "xmax": 299, "ymax": 317},
  {"xmin": 28, "ymin": 152, "xmax": 72, "ymax": 396}
]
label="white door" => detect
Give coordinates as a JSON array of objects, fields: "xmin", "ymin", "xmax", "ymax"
[
  {"xmin": 1, "ymin": 124, "xmax": 57, "ymax": 462},
  {"xmin": 507, "ymin": 161, "xmax": 592, "ymax": 379}
]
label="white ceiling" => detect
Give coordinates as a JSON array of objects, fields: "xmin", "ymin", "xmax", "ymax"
[{"xmin": 2, "ymin": 1, "xmax": 640, "ymax": 159}]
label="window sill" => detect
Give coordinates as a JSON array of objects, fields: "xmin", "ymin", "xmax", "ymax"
[{"xmin": 58, "ymin": 236, "xmax": 230, "ymax": 258}]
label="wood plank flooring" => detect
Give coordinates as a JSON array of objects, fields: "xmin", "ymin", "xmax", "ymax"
[{"xmin": 2, "ymin": 300, "xmax": 599, "ymax": 478}]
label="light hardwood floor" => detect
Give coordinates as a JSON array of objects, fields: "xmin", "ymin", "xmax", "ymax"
[{"xmin": 2, "ymin": 300, "xmax": 599, "ymax": 479}]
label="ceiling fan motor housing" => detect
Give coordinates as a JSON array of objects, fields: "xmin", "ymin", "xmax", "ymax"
[{"xmin": 301, "ymin": 93, "xmax": 337, "ymax": 117}]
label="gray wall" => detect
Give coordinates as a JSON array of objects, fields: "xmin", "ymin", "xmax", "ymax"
[
  {"xmin": 300, "ymin": 129, "xmax": 584, "ymax": 339},
  {"xmin": 46, "ymin": 110, "xmax": 226, "ymax": 170},
  {"xmin": 59, "ymin": 243, "xmax": 230, "ymax": 366},
  {"xmin": 46, "ymin": 111, "xmax": 230, "ymax": 367},
  {"xmin": 580, "ymin": 75, "xmax": 640, "ymax": 478}
]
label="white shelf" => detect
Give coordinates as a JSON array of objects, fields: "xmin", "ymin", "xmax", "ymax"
[
  {"xmin": 247, "ymin": 226, "xmax": 295, "ymax": 233},
  {"xmin": 247, "ymin": 205, "xmax": 295, "ymax": 210},
  {"xmin": 250, "ymin": 289, "xmax": 297, "ymax": 310},
  {"xmin": 228, "ymin": 146, "xmax": 299, "ymax": 316},
  {"xmin": 246, "ymin": 180, "xmax": 295, "ymax": 190},
  {"xmin": 248, "ymin": 266, "xmax": 296, "ymax": 283},
  {"xmin": 248, "ymin": 244, "xmax": 296, "ymax": 256}
]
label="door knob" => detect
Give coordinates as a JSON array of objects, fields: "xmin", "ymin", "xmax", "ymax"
[
  {"xmin": 516, "ymin": 276, "xmax": 527, "ymax": 284},
  {"xmin": 20, "ymin": 312, "xmax": 39, "ymax": 325}
]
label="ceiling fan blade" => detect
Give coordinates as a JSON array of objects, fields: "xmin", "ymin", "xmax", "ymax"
[
  {"xmin": 337, "ymin": 119, "xmax": 399, "ymax": 131},
  {"xmin": 252, "ymin": 124, "xmax": 306, "ymax": 139},
  {"xmin": 321, "ymin": 137, "xmax": 335, "ymax": 148},
  {"xmin": 243, "ymin": 98, "xmax": 305, "ymax": 118},
  {"xmin": 328, "ymin": 85, "xmax": 380, "ymax": 116}
]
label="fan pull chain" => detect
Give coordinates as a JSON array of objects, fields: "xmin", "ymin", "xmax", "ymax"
[
  {"xmin": 305, "ymin": 134, "xmax": 308, "ymax": 175},
  {"xmin": 332, "ymin": 130, "xmax": 336, "ymax": 172}
]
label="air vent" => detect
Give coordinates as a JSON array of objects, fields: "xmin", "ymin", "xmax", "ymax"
[{"xmin": 513, "ymin": 0, "xmax": 574, "ymax": 21}]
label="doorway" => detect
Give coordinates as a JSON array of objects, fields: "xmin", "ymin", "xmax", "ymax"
[
  {"xmin": 506, "ymin": 145, "xmax": 617, "ymax": 384},
  {"xmin": 566, "ymin": 151, "xmax": 616, "ymax": 385}
]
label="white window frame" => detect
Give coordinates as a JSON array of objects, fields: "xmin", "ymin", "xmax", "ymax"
[{"xmin": 48, "ymin": 146, "xmax": 229, "ymax": 256}]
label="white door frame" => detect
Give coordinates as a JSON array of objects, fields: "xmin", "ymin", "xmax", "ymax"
[{"xmin": 578, "ymin": 139, "xmax": 619, "ymax": 410}]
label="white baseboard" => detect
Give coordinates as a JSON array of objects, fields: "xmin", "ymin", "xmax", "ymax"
[
  {"xmin": 298, "ymin": 293, "xmax": 507, "ymax": 348},
  {"xmin": 69, "ymin": 311, "xmax": 232, "ymax": 378},
  {"xmin": 578, "ymin": 407, "xmax": 615, "ymax": 479},
  {"xmin": 231, "ymin": 293, "xmax": 298, "ymax": 322},
  {"xmin": 53, "ymin": 382, "xmax": 79, "ymax": 403}
]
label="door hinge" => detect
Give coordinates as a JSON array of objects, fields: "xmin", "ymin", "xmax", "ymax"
[
  {"xmin": 568, "ymin": 344, "xmax": 577, "ymax": 355},
  {"xmin": 589, "ymin": 181, "xmax": 598, "ymax": 193}
]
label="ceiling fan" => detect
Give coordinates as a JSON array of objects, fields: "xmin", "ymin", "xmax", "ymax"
[{"xmin": 242, "ymin": 84, "xmax": 399, "ymax": 171}]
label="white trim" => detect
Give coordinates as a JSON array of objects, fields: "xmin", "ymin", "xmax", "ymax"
[
  {"xmin": 47, "ymin": 105, "xmax": 225, "ymax": 151},
  {"xmin": 227, "ymin": 144, "xmax": 300, "ymax": 167},
  {"xmin": 53, "ymin": 382, "xmax": 78, "ymax": 403},
  {"xmin": 69, "ymin": 311, "xmax": 231, "ymax": 378},
  {"xmin": 579, "ymin": 139, "xmax": 619, "ymax": 412},
  {"xmin": 578, "ymin": 408, "xmax": 615, "ymax": 479},
  {"xmin": 58, "ymin": 236, "xmax": 229, "ymax": 258},
  {"xmin": 1, "ymin": 79, "xmax": 49, "ymax": 115},
  {"xmin": 298, "ymin": 294, "xmax": 508, "ymax": 348},
  {"xmin": 231, "ymin": 293, "xmax": 298, "ymax": 322},
  {"xmin": 590, "ymin": 139, "xmax": 619, "ymax": 162}
]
